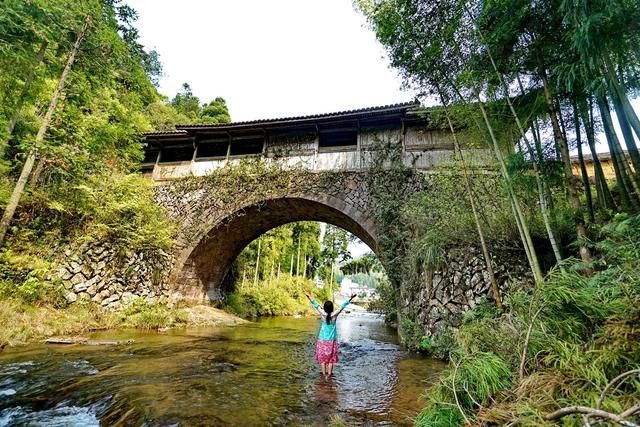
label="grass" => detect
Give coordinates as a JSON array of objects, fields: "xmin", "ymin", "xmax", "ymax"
[
  {"xmin": 0, "ymin": 297, "xmax": 237, "ymax": 348},
  {"xmin": 0, "ymin": 298, "xmax": 121, "ymax": 347},
  {"xmin": 328, "ymin": 415, "xmax": 348, "ymax": 427},
  {"xmin": 121, "ymin": 298, "xmax": 189, "ymax": 329}
]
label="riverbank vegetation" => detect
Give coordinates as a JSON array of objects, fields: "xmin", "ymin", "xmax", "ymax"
[
  {"xmin": 417, "ymin": 213, "xmax": 640, "ymax": 426},
  {"xmin": 357, "ymin": 0, "xmax": 640, "ymax": 424},
  {"xmin": 225, "ymin": 276, "xmax": 329, "ymax": 318}
]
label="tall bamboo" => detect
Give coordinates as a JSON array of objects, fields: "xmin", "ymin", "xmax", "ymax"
[
  {"xmin": 598, "ymin": 96, "xmax": 640, "ymax": 211},
  {"xmin": 573, "ymin": 100, "xmax": 595, "ymax": 222},
  {"xmin": 0, "ymin": 18, "xmax": 90, "ymax": 245},
  {"xmin": 436, "ymin": 70, "xmax": 544, "ymax": 283},
  {"xmin": 253, "ymin": 238, "xmax": 262, "ymax": 286},
  {"xmin": 579, "ymin": 100, "xmax": 615, "ymax": 210},
  {"xmin": 535, "ymin": 46, "xmax": 593, "ymax": 266},
  {"xmin": 435, "ymin": 84, "xmax": 503, "ymax": 309}
]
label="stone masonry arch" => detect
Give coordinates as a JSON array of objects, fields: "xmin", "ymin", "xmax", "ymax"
[
  {"xmin": 174, "ymin": 195, "xmax": 378, "ymax": 301},
  {"xmin": 153, "ymin": 169, "xmax": 383, "ymax": 302}
]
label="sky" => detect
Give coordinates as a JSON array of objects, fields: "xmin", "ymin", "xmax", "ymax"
[{"xmin": 127, "ymin": 0, "xmax": 413, "ymax": 122}]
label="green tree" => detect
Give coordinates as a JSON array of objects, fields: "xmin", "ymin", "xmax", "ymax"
[
  {"xmin": 201, "ymin": 97, "xmax": 231, "ymax": 124},
  {"xmin": 233, "ymin": 222, "xmax": 322, "ymax": 285},
  {"xmin": 0, "ymin": 1, "xmax": 175, "ymax": 253},
  {"xmin": 321, "ymin": 224, "xmax": 351, "ymax": 288},
  {"xmin": 0, "ymin": 14, "xmax": 91, "ymax": 244},
  {"xmin": 171, "ymin": 83, "xmax": 201, "ymax": 121},
  {"xmin": 169, "ymin": 84, "xmax": 231, "ymax": 126}
]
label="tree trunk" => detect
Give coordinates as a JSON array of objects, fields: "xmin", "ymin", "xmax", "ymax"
[
  {"xmin": 604, "ymin": 55, "xmax": 640, "ymax": 149},
  {"xmin": 435, "ymin": 84, "xmax": 503, "ymax": 309},
  {"xmin": 29, "ymin": 158, "xmax": 47, "ymax": 188},
  {"xmin": 535, "ymin": 47, "xmax": 592, "ymax": 266},
  {"xmin": 0, "ymin": 18, "xmax": 89, "ymax": 245},
  {"xmin": 573, "ymin": 100, "xmax": 595, "ymax": 222},
  {"xmin": 5, "ymin": 41, "xmax": 48, "ymax": 141},
  {"xmin": 438, "ymin": 69, "xmax": 544, "ymax": 283},
  {"xmin": 269, "ymin": 262, "xmax": 274, "ymax": 284},
  {"xmin": 473, "ymin": 17, "xmax": 563, "ymax": 267},
  {"xmin": 510, "ymin": 196, "xmax": 535, "ymax": 275},
  {"xmin": 477, "ymin": 100, "xmax": 544, "ymax": 283},
  {"xmin": 303, "ymin": 255, "xmax": 307, "ymax": 279},
  {"xmin": 611, "ymin": 91, "xmax": 640, "ymax": 179},
  {"xmin": 296, "ymin": 235, "xmax": 301, "ymax": 276},
  {"xmin": 508, "ymin": 75, "xmax": 564, "ymax": 265},
  {"xmin": 254, "ymin": 238, "xmax": 262, "ymax": 285},
  {"xmin": 580, "ymin": 100, "xmax": 616, "ymax": 210},
  {"xmin": 598, "ymin": 96, "xmax": 640, "ymax": 211}
]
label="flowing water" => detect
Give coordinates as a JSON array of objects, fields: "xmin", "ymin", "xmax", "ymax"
[{"xmin": 0, "ymin": 313, "xmax": 444, "ymax": 426}]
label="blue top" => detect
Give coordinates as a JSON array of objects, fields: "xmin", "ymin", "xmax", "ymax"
[
  {"xmin": 311, "ymin": 300, "xmax": 350, "ymax": 341},
  {"xmin": 318, "ymin": 319, "xmax": 337, "ymax": 341}
]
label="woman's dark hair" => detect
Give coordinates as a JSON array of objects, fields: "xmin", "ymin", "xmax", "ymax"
[{"xmin": 323, "ymin": 301, "xmax": 334, "ymax": 324}]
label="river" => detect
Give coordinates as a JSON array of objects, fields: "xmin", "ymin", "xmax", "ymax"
[{"xmin": 0, "ymin": 313, "xmax": 444, "ymax": 426}]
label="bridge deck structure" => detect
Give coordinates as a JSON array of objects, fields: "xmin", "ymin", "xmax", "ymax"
[{"xmin": 143, "ymin": 102, "xmax": 489, "ymax": 180}]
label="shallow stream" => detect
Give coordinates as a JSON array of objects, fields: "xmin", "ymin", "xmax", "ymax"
[{"xmin": 0, "ymin": 313, "xmax": 444, "ymax": 426}]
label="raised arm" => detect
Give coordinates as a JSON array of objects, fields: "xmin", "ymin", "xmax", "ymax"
[
  {"xmin": 332, "ymin": 294, "xmax": 357, "ymax": 319},
  {"xmin": 305, "ymin": 293, "xmax": 325, "ymax": 317}
]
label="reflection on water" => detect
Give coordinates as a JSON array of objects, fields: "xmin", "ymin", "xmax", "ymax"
[{"xmin": 0, "ymin": 313, "xmax": 444, "ymax": 426}]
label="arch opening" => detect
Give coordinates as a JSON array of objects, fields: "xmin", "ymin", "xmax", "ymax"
[
  {"xmin": 228, "ymin": 221, "xmax": 385, "ymax": 314},
  {"xmin": 173, "ymin": 197, "xmax": 382, "ymax": 302}
]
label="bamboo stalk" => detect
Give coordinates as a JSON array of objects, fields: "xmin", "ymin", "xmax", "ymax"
[{"xmin": 0, "ymin": 17, "xmax": 90, "ymax": 245}]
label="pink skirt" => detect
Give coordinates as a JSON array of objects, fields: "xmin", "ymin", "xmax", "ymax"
[{"xmin": 315, "ymin": 340, "xmax": 339, "ymax": 364}]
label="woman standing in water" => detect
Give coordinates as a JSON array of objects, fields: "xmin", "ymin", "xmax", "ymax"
[{"xmin": 305, "ymin": 293, "xmax": 357, "ymax": 377}]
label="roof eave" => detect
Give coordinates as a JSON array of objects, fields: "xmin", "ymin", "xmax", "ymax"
[{"xmin": 174, "ymin": 102, "xmax": 419, "ymax": 132}]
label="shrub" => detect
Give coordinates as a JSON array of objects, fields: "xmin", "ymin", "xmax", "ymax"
[
  {"xmin": 367, "ymin": 278, "xmax": 397, "ymax": 323},
  {"xmin": 0, "ymin": 250, "xmax": 65, "ymax": 306},
  {"xmin": 417, "ymin": 329, "xmax": 456, "ymax": 360},
  {"xmin": 224, "ymin": 276, "xmax": 321, "ymax": 317},
  {"xmin": 122, "ymin": 298, "xmax": 186, "ymax": 330}
]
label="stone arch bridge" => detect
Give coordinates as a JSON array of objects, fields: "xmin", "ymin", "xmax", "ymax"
[
  {"xmin": 57, "ymin": 103, "xmax": 530, "ymax": 332},
  {"xmin": 142, "ymin": 103, "xmax": 496, "ymax": 302}
]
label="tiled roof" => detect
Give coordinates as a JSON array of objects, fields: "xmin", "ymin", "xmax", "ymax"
[
  {"xmin": 174, "ymin": 102, "xmax": 418, "ymax": 130},
  {"xmin": 143, "ymin": 130, "xmax": 189, "ymax": 137},
  {"xmin": 570, "ymin": 151, "xmax": 625, "ymax": 162}
]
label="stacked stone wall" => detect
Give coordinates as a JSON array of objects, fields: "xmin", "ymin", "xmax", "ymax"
[
  {"xmin": 56, "ymin": 243, "xmax": 173, "ymax": 309},
  {"xmin": 408, "ymin": 246, "xmax": 532, "ymax": 335}
]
